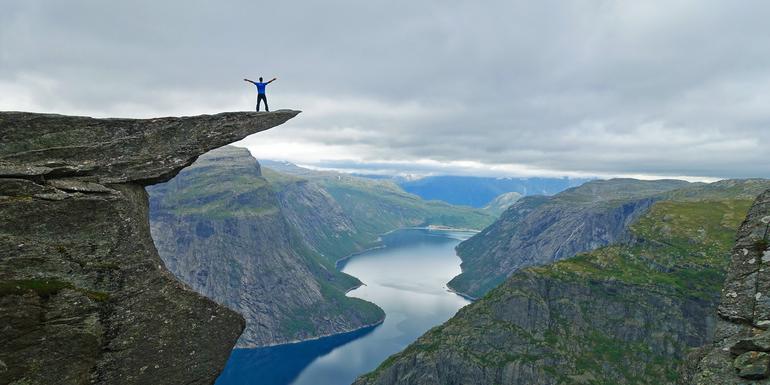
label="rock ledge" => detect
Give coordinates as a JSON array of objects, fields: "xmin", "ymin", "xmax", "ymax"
[{"xmin": 0, "ymin": 110, "xmax": 299, "ymax": 385}]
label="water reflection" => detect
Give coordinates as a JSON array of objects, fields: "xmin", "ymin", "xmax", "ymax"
[
  {"xmin": 216, "ymin": 326, "xmax": 376, "ymax": 385},
  {"xmin": 216, "ymin": 229, "xmax": 472, "ymax": 385}
]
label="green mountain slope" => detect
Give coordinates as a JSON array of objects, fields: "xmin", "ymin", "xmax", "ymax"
[
  {"xmin": 265, "ymin": 166, "xmax": 494, "ymax": 237},
  {"xmin": 354, "ymin": 180, "xmax": 770, "ymax": 385},
  {"xmin": 451, "ymin": 179, "xmax": 691, "ymax": 298},
  {"xmin": 148, "ymin": 146, "xmax": 493, "ymax": 347},
  {"xmin": 149, "ymin": 147, "xmax": 383, "ymax": 347}
]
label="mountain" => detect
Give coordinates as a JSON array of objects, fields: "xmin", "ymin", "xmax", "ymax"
[
  {"xmin": 483, "ymin": 191, "xmax": 523, "ymax": 216},
  {"xmin": 450, "ymin": 179, "xmax": 692, "ymax": 298},
  {"xmin": 395, "ymin": 175, "xmax": 590, "ymax": 207},
  {"xmin": 148, "ymin": 147, "xmax": 384, "ymax": 347},
  {"xmin": 148, "ymin": 147, "xmax": 494, "ymax": 348},
  {"xmin": 0, "ymin": 111, "xmax": 297, "ymax": 385},
  {"xmin": 259, "ymin": 161, "xmax": 497, "ymax": 237},
  {"xmin": 354, "ymin": 180, "xmax": 770, "ymax": 385}
]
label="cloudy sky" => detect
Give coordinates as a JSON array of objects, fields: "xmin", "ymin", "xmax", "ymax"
[{"xmin": 2, "ymin": 1, "xmax": 768, "ymax": 180}]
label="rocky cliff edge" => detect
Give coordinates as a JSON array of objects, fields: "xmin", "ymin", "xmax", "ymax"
[
  {"xmin": 690, "ymin": 189, "xmax": 770, "ymax": 384},
  {"xmin": 0, "ymin": 110, "xmax": 299, "ymax": 385}
]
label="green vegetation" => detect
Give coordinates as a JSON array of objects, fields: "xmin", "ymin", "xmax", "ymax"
[
  {"xmin": 263, "ymin": 167, "xmax": 496, "ymax": 234},
  {"xmin": 153, "ymin": 170, "xmax": 278, "ymax": 218},
  {"xmin": 0, "ymin": 279, "xmax": 109, "ymax": 302},
  {"xmin": 534, "ymin": 199, "xmax": 751, "ymax": 301},
  {"xmin": 261, "ymin": 163, "xmax": 494, "ymax": 267},
  {"xmin": 357, "ymin": 186, "xmax": 765, "ymax": 385},
  {"xmin": 319, "ymin": 178, "xmax": 494, "ymax": 232}
]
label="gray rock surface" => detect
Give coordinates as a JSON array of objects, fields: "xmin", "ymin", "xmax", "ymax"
[
  {"xmin": 0, "ymin": 110, "xmax": 298, "ymax": 184},
  {"xmin": 0, "ymin": 111, "xmax": 298, "ymax": 385},
  {"xmin": 690, "ymin": 189, "xmax": 770, "ymax": 384}
]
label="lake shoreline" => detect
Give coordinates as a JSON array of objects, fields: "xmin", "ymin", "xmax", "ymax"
[
  {"xmin": 233, "ymin": 318, "xmax": 386, "ymax": 350},
  {"xmin": 240, "ymin": 227, "xmax": 475, "ymax": 350},
  {"xmin": 218, "ymin": 228, "xmax": 472, "ymax": 385},
  {"xmin": 335, "ymin": 226, "xmax": 479, "ymax": 270}
]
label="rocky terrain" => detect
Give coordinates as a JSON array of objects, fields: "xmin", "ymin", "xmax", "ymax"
[
  {"xmin": 354, "ymin": 180, "xmax": 770, "ymax": 385},
  {"xmin": 689, "ymin": 189, "xmax": 770, "ymax": 384},
  {"xmin": 0, "ymin": 110, "xmax": 298, "ymax": 385},
  {"xmin": 450, "ymin": 179, "xmax": 692, "ymax": 298},
  {"xmin": 149, "ymin": 146, "xmax": 384, "ymax": 347}
]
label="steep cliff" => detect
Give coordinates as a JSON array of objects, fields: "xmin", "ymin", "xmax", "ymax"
[
  {"xmin": 260, "ymin": 167, "xmax": 384, "ymax": 262},
  {"xmin": 0, "ymin": 110, "xmax": 298, "ymax": 385},
  {"xmin": 450, "ymin": 179, "xmax": 691, "ymax": 298},
  {"xmin": 148, "ymin": 146, "xmax": 384, "ymax": 348},
  {"xmin": 689, "ymin": 189, "xmax": 770, "ymax": 384},
  {"xmin": 149, "ymin": 147, "xmax": 494, "ymax": 347},
  {"xmin": 354, "ymin": 180, "xmax": 770, "ymax": 385}
]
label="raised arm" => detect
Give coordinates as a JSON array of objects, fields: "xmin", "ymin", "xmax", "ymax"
[
  {"xmin": 267, "ymin": 77, "xmax": 277, "ymax": 84},
  {"xmin": 243, "ymin": 78, "xmax": 256, "ymax": 84}
]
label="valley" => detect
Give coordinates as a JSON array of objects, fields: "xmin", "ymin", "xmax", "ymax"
[
  {"xmin": 147, "ymin": 146, "xmax": 770, "ymax": 385},
  {"xmin": 215, "ymin": 229, "xmax": 472, "ymax": 385},
  {"xmin": 354, "ymin": 179, "xmax": 770, "ymax": 385},
  {"xmin": 147, "ymin": 146, "xmax": 495, "ymax": 348}
]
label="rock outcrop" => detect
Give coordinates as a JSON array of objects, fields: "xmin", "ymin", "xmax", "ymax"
[
  {"xmin": 690, "ymin": 189, "xmax": 770, "ymax": 384},
  {"xmin": 148, "ymin": 146, "xmax": 384, "ymax": 348},
  {"xmin": 0, "ymin": 110, "xmax": 298, "ymax": 385}
]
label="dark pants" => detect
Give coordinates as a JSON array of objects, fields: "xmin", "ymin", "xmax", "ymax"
[{"xmin": 257, "ymin": 94, "xmax": 269, "ymax": 112}]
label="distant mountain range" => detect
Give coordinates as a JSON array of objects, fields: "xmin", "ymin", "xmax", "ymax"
[
  {"xmin": 260, "ymin": 160, "xmax": 591, "ymax": 209},
  {"xmin": 395, "ymin": 175, "xmax": 591, "ymax": 208}
]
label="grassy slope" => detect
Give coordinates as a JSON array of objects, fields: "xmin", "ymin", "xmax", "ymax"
[{"xmin": 262, "ymin": 167, "xmax": 496, "ymax": 259}]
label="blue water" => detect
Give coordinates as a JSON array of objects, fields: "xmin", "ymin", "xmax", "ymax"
[{"xmin": 216, "ymin": 228, "xmax": 472, "ymax": 385}]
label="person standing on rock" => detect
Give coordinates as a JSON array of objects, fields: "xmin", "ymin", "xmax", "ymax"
[{"xmin": 243, "ymin": 77, "xmax": 277, "ymax": 112}]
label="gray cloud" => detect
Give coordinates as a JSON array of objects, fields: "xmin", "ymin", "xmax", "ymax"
[{"xmin": 2, "ymin": 0, "xmax": 769, "ymax": 179}]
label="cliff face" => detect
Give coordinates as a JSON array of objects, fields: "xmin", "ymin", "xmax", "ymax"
[
  {"xmin": 261, "ymin": 167, "xmax": 382, "ymax": 263},
  {"xmin": 0, "ymin": 110, "xmax": 298, "ymax": 385},
  {"xmin": 148, "ymin": 147, "xmax": 496, "ymax": 348},
  {"xmin": 354, "ymin": 180, "xmax": 770, "ymax": 385},
  {"xmin": 690, "ymin": 189, "xmax": 770, "ymax": 384},
  {"xmin": 451, "ymin": 179, "xmax": 691, "ymax": 298},
  {"xmin": 148, "ymin": 147, "xmax": 384, "ymax": 348}
]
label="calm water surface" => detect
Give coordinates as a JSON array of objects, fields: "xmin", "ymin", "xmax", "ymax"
[{"xmin": 216, "ymin": 228, "xmax": 472, "ymax": 385}]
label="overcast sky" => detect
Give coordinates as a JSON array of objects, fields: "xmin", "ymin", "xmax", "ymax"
[{"xmin": 2, "ymin": 1, "xmax": 769, "ymax": 180}]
